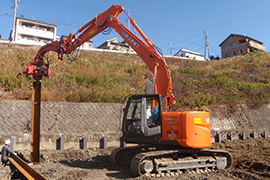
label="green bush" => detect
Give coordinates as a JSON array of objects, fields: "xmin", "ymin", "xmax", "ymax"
[{"xmin": 177, "ymin": 92, "xmax": 216, "ymax": 107}]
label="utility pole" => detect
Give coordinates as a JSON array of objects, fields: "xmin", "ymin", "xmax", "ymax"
[
  {"xmin": 11, "ymin": 0, "xmax": 19, "ymax": 43},
  {"xmin": 204, "ymin": 28, "xmax": 210, "ymax": 60},
  {"xmin": 169, "ymin": 43, "xmax": 173, "ymax": 56},
  {"xmin": 127, "ymin": 9, "xmax": 131, "ymax": 52},
  {"xmin": 127, "ymin": 9, "xmax": 130, "ymax": 30}
]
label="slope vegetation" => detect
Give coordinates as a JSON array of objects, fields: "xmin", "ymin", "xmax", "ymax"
[{"xmin": 0, "ymin": 44, "xmax": 269, "ymax": 109}]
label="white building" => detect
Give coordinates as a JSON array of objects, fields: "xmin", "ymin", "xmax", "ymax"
[
  {"xmin": 174, "ymin": 48, "xmax": 205, "ymax": 61},
  {"xmin": 11, "ymin": 17, "xmax": 57, "ymax": 45},
  {"xmin": 97, "ymin": 37, "xmax": 134, "ymax": 52}
]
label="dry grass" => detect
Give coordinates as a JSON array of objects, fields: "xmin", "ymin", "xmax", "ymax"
[
  {"xmin": 0, "ymin": 43, "xmax": 269, "ymax": 109},
  {"xmin": 166, "ymin": 52, "xmax": 270, "ymax": 108}
]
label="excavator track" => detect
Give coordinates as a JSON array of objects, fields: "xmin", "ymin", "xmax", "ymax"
[
  {"xmin": 111, "ymin": 145, "xmax": 232, "ymax": 177},
  {"xmin": 110, "ymin": 145, "xmax": 154, "ymax": 165},
  {"xmin": 130, "ymin": 148, "xmax": 232, "ymax": 177}
]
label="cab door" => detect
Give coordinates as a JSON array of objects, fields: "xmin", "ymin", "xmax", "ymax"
[{"xmin": 123, "ymin": 94, "xmax": 166, "ymax": 137}]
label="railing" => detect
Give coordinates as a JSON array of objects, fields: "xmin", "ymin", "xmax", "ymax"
[
  {"xmin": 7, "ymin": 154, "xmax": 47, "ymax": 180},
  {"xmin": 17, "ymin": 26, "xmax": 54, "ymax": 39},
  {"xmin": 248, "ymin": 41, "xmax": 266, "ymax": 51}
]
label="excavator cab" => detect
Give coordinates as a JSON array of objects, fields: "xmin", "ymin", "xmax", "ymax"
[
  {"xmin": 122, "ymin": 94, "xmax": 167, "ymax": 144},
  {"xmin": 122, "ymin": 94, "xmax": 212, "ymax": 148}
]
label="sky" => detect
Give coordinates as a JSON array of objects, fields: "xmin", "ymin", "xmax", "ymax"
[{"xmin": 0, "ymin": 0, "xmax": 270, "ymax": 57}]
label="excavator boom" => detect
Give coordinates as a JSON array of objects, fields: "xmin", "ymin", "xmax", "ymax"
[{"xmin": 26, "ymin": 4, "xmax": 174, "ymax": 106}]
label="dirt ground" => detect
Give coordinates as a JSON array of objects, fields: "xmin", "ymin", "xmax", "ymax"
[{"xmin": 0, "ymin": 138, "xmax": 270, "ymax": 180}]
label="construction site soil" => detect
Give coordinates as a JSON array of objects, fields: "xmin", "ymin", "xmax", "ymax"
[{"xmin": 1, "ymin": 138, "xmax": 270, "ymax": 180}]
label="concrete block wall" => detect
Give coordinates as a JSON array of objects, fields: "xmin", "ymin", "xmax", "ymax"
[
  {"xmin": 0, "ymin": 101, "xmax": 124, "ymax": 144},
  {"xmin": 209, "ymin": 104, "xmax": 270, "ymax": 142},
  {"xmin": 0, "ymin": 101, "xmax": 269, "ymax": 146}
]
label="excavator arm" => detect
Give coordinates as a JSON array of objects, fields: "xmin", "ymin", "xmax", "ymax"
[
  {"xmin": 26, "ymin": 5, "xmax": 124, "ymax": 81},
  {"xmin": 26, "ymin": 4, "xmax": 175, "ymax": 106}
]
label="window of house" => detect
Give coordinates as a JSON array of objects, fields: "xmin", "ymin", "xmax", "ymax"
[
  {"xmin": 231, "ymin": 42, "xmax": 236, "ymax": 47},
  {"xmin": 233, "ymin": 51, "xmax": 236, "ymax": 55},
  {"xmin": 223, "ymin": 45, "xmax": 228, "ymax": 49},
  {"xmin": 240, "ymin": 49, "xmax": 243, "ymax": 54}
]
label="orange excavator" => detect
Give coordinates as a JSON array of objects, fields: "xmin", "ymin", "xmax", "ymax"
[{"xmin": 26, "ymin": 5, "xmax": 232, "ymax": 177}]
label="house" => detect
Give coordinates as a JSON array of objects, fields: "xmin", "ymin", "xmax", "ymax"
[
  {"xmin": 10, "ymin": 17, "xmax": 57, "ymax": 45},
  {"xmin": 0, "ymin": 39, "xmax": 9, "ymax": 44},
  {"xmin": 97, "ymin": 37, "xmax": 134, "ymax": 52},
  {"xmin": 174, "ymin": 48, "xmax": 205, "ymax": 61},
  {"xmin": 219, "ymin": 34, "xmax": 265, "ymax": 58},
  {"xmin": 60, "ymin": 35, "xmax": 93, "ymax": 50}
]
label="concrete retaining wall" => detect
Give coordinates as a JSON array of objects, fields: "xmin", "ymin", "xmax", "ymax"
[
  {"xmin": 0, "ymin": 101, "xmax": 124, "ymax": 145},
  {"xmin": 209, "ymin": 104, "xmax": 270, "ymax": 142},
  {"xmin": 0, "ymin": 101, "xmax": 269, "ymax": 146}
]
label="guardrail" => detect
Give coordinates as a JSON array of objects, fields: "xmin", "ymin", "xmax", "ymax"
[{"xmin": 7, "ymin": 154, "xmax": 47, "ymax": 180}]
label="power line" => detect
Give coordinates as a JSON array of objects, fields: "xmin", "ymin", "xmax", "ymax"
[
  {"xmin": 0, "ymin": 12, "xmax": 12, "ymax": 17},
  {"xmin": 209, "ymin": 45, "xmax": 220, "ymax": 57},
  {"xmin": 16, "ymin": 13, "xmax": 83, "ymax": 27}
]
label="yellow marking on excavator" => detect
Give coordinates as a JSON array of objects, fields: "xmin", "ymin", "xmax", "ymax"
[{"xmin": 194, "ymin": 118, "xmax": 202, "ymax": 124}]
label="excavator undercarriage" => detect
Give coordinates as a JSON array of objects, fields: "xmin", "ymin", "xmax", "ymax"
[{"xmin": 110, "ymin": 145, "xmax": 232, "ymax": 177}]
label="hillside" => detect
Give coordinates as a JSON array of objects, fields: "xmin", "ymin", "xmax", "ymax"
[{"xmin": 0, "ymin": 43, "xmax": 269, "ymax": 110}]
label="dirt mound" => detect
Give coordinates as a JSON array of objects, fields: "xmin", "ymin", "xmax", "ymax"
[
  {"xmin": 1, "ymin": 138, "xmax": 270, "ymax": 180},
  {"xmin": 211, "ymin": 138, "xmax": 270, "ymax": 180}
]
